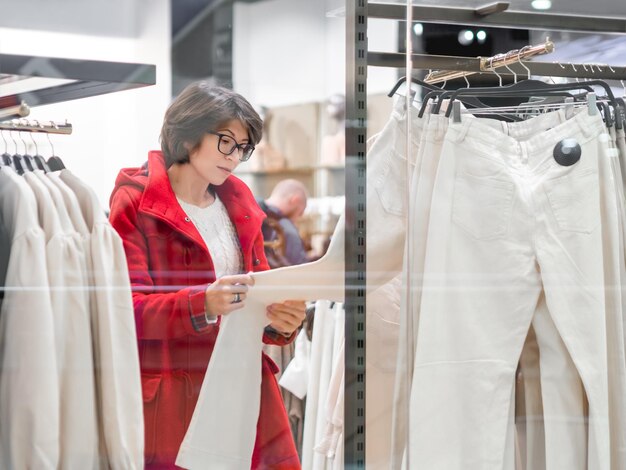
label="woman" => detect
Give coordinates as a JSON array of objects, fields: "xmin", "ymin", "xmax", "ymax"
[{"xmin": 109, "ymin": 82, "xmax": 305, "ymax": 469}]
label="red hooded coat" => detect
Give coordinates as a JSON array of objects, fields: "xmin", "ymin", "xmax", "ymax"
[{"xmin": 109, "ymin": 151, "xmax": 300, "ymax": 469}]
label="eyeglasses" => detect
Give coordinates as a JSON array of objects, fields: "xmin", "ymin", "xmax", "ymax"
[{"xmin": 207, "ymin": 131, "xmax": 255, "ymax": 162}]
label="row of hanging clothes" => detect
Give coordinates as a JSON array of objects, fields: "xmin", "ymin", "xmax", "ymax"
[
  {"xmin": 0, "ymin": 119, "xmax": 144, "ymax": 469},
  {"xmin": 360, "ymin": 42, "xmax": 626, "ymax": 470}
]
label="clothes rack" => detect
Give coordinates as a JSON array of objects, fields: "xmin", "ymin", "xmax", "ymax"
[
  {"xmin": 345, "ymin": 2, "xmax": 626, "ymax": 467},
  {"xmin": 424, "ymin": 38, "xmax": 555, "ymax": 84},
  {"xmin": 369, "ymin": 52, "xmax": 626, "ymax": 80},
  {"xmin": 0, "ymin": 119, "xmax": 72, "ymax": 135}
]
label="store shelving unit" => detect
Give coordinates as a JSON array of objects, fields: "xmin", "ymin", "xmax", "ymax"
[{"xmin": 344, "ymin": 2, "xmax": 626, "ymax": 468}]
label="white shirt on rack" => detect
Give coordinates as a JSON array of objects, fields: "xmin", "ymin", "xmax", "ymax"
[
  {"xmin": 0, "ymin": 167, "xmax": 60, "ymax": 469},
  {"xmin": 24, "ymin": 171, "xmax": 99, "ymax": 469},
  {"xmin": 60, "ymin": 169, "xmax": 144, "ymax": 470}
]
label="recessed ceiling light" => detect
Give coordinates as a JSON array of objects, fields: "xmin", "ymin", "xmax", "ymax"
[
  {"xmin": 531, "ymin": 0, "xmax": 552, "ymax": 10},
  {"xmin": 458, "ymin": 29, "xmax": 474, "ymax": 46}
]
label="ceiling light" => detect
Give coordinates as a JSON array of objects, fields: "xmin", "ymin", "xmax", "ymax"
[
  {"xmin": 458, "ymin": 29, "xmax": 474, "ymax": 46},
  {"xmin": 531, "ymin": 0, "xmax": 552, "ymax": 10},
  {"xmin": 413, "ymin": 23, "xmax": 424, "ymax": 36},
  {"xmin": 476, "ymin": 30, "xmax": 487, "ymax": 43}
]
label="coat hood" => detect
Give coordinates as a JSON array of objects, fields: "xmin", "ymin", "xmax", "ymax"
[{"xmin": 110, "ymin": 150, "xmax": 267, "ymax": 251}]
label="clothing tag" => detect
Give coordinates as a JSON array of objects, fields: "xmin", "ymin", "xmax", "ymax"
[{"xmin": 553, "ymin": 138, "xmax": 581, "ymax": 166}]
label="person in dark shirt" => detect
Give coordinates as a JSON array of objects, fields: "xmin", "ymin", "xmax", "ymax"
[{"xmin": 257, "ymin": 179, "xmax": 308, "ymax": 267}]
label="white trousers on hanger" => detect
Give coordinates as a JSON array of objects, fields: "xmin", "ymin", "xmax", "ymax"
[
  {"xmin": 407, "ymin": 110, "xmax": 611, "ymax": 470},
  {"xmin": 391, "ymin": 109, "xmax": 576, "ymax": 470},
  {"xmin": 176, "ymin": 217, "xmax": 345, "ymax": 470},
  {"xmin": 59, "ymin": 170, "xmax": 144, "ymax": 470},
  {"xmin": 601, "ymin": 128, "xmax": 626, "ymax": 469}
]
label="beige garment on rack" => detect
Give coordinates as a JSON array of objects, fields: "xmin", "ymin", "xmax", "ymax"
[
  {"xmin": 60, "ymin": 170, "xmax": 144, "ymax": 470},
  {"xmin": 25, "ymin": 171, "xmax": 100, "ymax": 469},
  {"xmin": 0, "ymin": 167, "xmax": 60, "ymax": 469},
  {"xmin": 176, "ymin": 216, "xmax": 345, "ymax": 470}
]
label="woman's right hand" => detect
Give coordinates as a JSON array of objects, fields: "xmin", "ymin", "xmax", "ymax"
[{"xmin": 204, "ymin": 273, "xmax": 255, "ymax": 317}]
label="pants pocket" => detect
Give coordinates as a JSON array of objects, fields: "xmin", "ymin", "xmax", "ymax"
[
  {"xmin": 545, "ymin": 169, "xmax": 601, "ymax": 233},
  {"xmin": 374, "ymin": 148, "xmax": 409, "ymax": 217},
  {"xmin": 452, "ymin": 173, "xmax": 515, "ymax": 240},
  {"xmin": 408, "ymin": 360, "xmax": 515, "ymax": 470}
]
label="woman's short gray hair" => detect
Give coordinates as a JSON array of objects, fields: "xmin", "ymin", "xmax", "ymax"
[{"xmin": 160, "ymin": 82, "xmax": 263, "ymax": 167}]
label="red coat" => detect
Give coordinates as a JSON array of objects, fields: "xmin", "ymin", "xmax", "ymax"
[{"xmin": 109, "ymin": 151, "xmax": 300, "ymax": 469}]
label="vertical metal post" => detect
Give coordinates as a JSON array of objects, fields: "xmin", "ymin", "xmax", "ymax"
[{"xmin": 345, "ymin": 0, "xmax": 367, "ymax": 468}]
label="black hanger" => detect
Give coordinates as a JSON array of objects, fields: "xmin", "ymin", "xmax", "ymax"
[
  {"xmin": 43, "ymin": 130, "xmax": 66, "ymax": 171},
  {"xmin": 16, "ymin": 132, "xmax": 35, "ymax": 173},
  {"xmin": 47, "ymin": 156, "xmax": 66, "ymax": 171},
  {"xmin": 28, "ymin": 134, "xmax": 51, "ymax": 172},
  {"xmin": 0, "ymin": 152, "xmax": 17, "ymax": 173},
  {"xmin": 33, "ymin": 154, "xmax": 50, "ymax": 172},
  {"xmin": 0, "ymin": 130, "xmax": 18, "ymax": 173},
  {"xmin": 443, "ymin": 79, "xmax": 618, "ymax": 118},
  {"xmin": 7, "ymin": 131, "xmax": 28, "ymax": 175},
  {"xmin": 388, "ymin": 75, "xmax": 441, "ymax": 98}
]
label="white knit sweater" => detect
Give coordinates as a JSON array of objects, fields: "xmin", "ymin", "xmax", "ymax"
[{"xmin": 177, "ymin": 195, "xmax": 243, "ymax": 278}]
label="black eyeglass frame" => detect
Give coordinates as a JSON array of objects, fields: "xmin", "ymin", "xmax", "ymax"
[{"xmin": 206, "ymin": 131, "xmax": 255, "ymax": 162}]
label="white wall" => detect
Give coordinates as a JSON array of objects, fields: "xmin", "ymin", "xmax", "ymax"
[
  {"xmin": 0, "ymin": 0, "xmax": 171, "ymax": 208},
  {"xmin": 233, "ymin": 0, "xmax": 398, "ymax": 108}
]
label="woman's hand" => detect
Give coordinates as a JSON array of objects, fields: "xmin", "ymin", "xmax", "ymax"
[
  {"xmin": 266, "ymin": 300, "xmax": 306, "ymax": 336},
  {"xmin": 204, "ymin": 274, "xmax": 255, "ymax": 316}
]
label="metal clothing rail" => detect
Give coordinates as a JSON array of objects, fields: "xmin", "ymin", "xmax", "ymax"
[
  {"xmin": 0, "ymin": 119, "xmax": 72, "ymax": 135},
  {"xmin": 0, "ymin": 101, "xmax": 30, "ymax": 120},
  {"xmin": 423, "ymin": 39, "xmax": 555, "ymax": 84},
  {"xmin": 345, "ymin": 2, "xmax": 626, "ymax": 469},
  {"xmin": 369, "ymin": 52, "xmax": 626, "ymax": 80}
]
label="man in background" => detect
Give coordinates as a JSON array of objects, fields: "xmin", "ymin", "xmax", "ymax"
[{"xmin": 257, "ymin": 179, "xmax": 309, "ymax": 267}]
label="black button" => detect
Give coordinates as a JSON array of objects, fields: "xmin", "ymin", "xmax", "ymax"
[
  {"xmin": 253, "ymin": 258, "xmax": 261, "ymax": 266},
  {"xmin": 553, "ymin": 138, "xmax": 581, "ymax": 166}
]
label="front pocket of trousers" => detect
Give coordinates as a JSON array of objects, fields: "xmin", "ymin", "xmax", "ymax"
[
  {"xmin": 452, "ymin": 173, "xmax": 515, "ymax": 240},
  {"xmin": 546, "ymin": 169, "xmax": 601, "ymax": 233},
  {"xmin": 374, "ymin": 148, "xmax": 409, "ymax": 217}
]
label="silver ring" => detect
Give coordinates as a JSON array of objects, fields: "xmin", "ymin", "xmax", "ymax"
[{"xmin": 231, "ymin": 292, "xmax": 241, "ymax": 304}]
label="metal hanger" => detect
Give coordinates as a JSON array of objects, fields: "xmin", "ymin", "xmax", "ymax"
[
  {"xmin": 0, "ymin": 129, "xmax": 18, "ymax": 172},
  {"xmin": 18, "ymin": 125, "xmax": 37, "ymax": 172},
  {"xmin": 29, "ymin": 121, "xmax": 51, "ymax": 172},
  {"xmin": 9, "ymin": 130, "xmax": 26, "ymax": 175}
]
